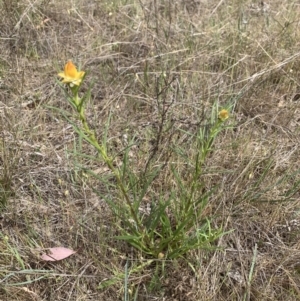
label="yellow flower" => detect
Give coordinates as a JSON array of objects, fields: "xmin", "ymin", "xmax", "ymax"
[
  {"xmin": 58, "ymin": 61, "xmax": 85, "ymax": 86},
  {"xmin": 218, "ymin": 109, "xmax": 229, "ymax": 121}
]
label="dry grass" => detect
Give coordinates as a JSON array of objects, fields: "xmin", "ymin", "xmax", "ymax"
[{"xmin": 1, "ymin": 0, "xmax": 300, "ymax": 300}]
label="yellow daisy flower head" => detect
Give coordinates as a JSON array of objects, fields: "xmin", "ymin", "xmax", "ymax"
[
  {"xmin": 58, "ymin": 61, "xmax": 85, "ymax": 87},
  {"xmin": 218, "ymin": 109, "xmax": 229, "ymax": 121}
]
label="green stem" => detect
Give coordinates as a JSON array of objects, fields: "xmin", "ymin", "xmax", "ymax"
[
  {"xmin": 185, "ymin": 119, "xmax": 223, "ymax": 215},
  {"xmin": 73, "ymin": 92, "xmax": 145, "ymax": 236}
]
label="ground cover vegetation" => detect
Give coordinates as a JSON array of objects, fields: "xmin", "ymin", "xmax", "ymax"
[{"xmin": 0, "ymin": 0, "xmax": 300, "ymax": 300}]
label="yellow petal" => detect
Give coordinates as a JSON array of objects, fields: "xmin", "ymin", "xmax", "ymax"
[
  {"xmin": 58, "ymin": 71, "xmax": 65, "ymax": 78},
  {"xmin": 64, "ymin": 61, "xmax": 78, "ymax": 78}
]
